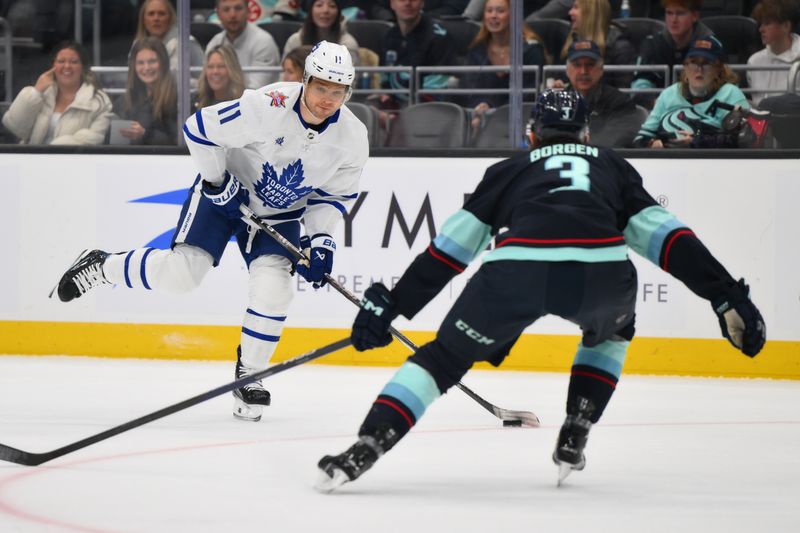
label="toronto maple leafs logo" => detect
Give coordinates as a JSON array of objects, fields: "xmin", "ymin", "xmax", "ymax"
[
  {"xmin": 268, "ymin": 90, "xmax": 287, "ymax": 108},
  {"xmin": 253, "ymin": 159, "xmax": 313, "ymax": 209}
]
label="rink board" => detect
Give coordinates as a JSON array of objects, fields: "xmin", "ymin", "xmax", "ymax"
[{"xmin": 0, "ymin": 153, "xmax": 798, "ymax": 378}]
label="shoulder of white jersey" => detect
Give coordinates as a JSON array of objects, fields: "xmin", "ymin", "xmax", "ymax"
[{"xmin": 338, "ymin": 104, "xmax": 369, "ymax": 152}]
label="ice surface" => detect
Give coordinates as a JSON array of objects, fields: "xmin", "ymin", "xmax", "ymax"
[{"xmin": 0, "ymin": 356, "xmax": 797, "ymax": 533}]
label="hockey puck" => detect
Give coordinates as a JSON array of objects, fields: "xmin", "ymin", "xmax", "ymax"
[{"xmin": 503, "ymin": 420, "xmax": 523, "ymax": 427}]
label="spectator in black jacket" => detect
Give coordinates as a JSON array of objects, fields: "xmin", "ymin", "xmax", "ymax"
[
  {"xmin": 553, "ymin": 39, "xmax": 641, "ymax": 147},
  {"xmin": 631, "ymin": 0, "xmax": 714, "ymax": 107},
  {"xmin": 374, "ymin": 0, "xmax": 459, "ymax": 110}
]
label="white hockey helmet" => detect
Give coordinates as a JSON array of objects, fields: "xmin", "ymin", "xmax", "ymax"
[{"xmin": 303, "ymin": 40, "xmax": 355, "ymax": 90}]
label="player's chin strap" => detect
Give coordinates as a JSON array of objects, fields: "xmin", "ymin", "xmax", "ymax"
[{"xmin": 238, "ymin": 204, "xmax": 540, "ymax": 428}]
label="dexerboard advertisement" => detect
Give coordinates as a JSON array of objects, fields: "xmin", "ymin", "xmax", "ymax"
[{"xmin": 0, "ymin": 153, "xmax": 797, "ymax": 356}]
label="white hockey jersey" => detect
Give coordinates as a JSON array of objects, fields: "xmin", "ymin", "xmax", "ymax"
[{"xmin": 183, "ymin": 81, "xmax": 369, "ymax": 238}]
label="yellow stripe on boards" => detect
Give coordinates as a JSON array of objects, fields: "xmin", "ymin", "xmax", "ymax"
[{"xmin": 0, "ymin": 321, "xmax": 797, "ymax": 380}]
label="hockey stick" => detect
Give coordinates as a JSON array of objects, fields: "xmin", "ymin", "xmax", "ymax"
[
  {"xmin": 239, "ymin": 205, "xmax": 540, "ymax": 428},
  {"xmin": 0, "ymin": 337, "xmax": 352, "ymax": 466}
]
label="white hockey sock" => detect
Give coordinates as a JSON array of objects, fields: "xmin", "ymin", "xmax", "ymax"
[{"xmin": 239, "ymin": 254, "xmax": 294, "ymax": 369}]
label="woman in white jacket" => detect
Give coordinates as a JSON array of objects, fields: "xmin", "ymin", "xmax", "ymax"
[{"xmin": 2, "ymin": 41, "xmax": 112, "ymax": 145}]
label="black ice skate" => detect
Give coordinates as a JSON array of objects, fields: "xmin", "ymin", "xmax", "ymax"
[
  {"xmin": 232, "ymin": 348, "xmax": 271, "ymax": 422},
  {"xmin": 53, "ymin": 249, "xmax": 111, "ymax": 302},
  {"xmin": 553, "ymin": 396, "xmax": 595, "ymax": 486},
  {"xmin": 315, "ymin": 425, "xmax": 398, "ymax": 493}
]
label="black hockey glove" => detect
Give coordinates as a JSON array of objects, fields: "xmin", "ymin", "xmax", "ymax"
[
  {"xmin": 712, "ymin": 279, "xmax": 766, "ymax": 357},
  {"xmin": 201, "ymin": 171, "xmax": 250, "ymax": 220},
  {"xmin": 352, "ymin": 283, "xmax": 398, "ymax": 351},
  {"xmin": 295, "ymin": 234, "xmax": 335, "ymax": 289}
]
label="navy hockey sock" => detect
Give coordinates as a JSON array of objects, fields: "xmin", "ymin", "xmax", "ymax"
[{"xmin": 567, "ymin": 339, "xmax": 629, "ymax": 422}]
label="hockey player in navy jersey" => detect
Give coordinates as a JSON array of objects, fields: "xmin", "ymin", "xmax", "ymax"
[
  {"xmin": 315, "ymin": 89, "xmax": 766, "ymax": 491},
  {"xmin": 55, "ymin": 41, "xmax": 369, "ymax": 422}
]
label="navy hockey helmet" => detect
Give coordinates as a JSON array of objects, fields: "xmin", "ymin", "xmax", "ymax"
[{"xmin": 529, "ymin": 89, "xmax": 589, "ymax": 134}]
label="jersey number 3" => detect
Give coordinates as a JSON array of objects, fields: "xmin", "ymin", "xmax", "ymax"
[{"xmin": 545, "ymin": 155, "xmax": 590, "ymax": 193}]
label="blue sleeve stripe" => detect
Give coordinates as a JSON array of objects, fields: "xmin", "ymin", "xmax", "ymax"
[
  {"xmin": 307, "ymin": 198, "xmax": 346, "ymax": 214},
  {"xmin": 217, "ymin": 101, "xmax": 240, "ymax": 115},
  {"xmin": 123, "ymin": 250, "xmax": 135, "ymax": 289},
  {"xmin": 647, "ymin": 218, "xmax": 685, "ymax": 263},
  {"xmin": 140, "ymin": 247, "xmax": 155, "ymax": 290},
  {"xmin": 314, "ymin": 188, "xmax": 358, "ymax": 200},
  {"xmin": 246, "ymin": 308, "xmax": 287, "ymax": 321},
  {"xmin": 242, "ymin": 327, "xmax": 280, "ymax": 343},
  {"xmin": 194, "ymin": 110, "xmax": 208, "ymax": 139},
  {"xmin": 433, "ymin": 233, "xmax": 476, "ymax": 265},
  {"xmin": 219, "ymin": 109, "xmax": 241, "ymax": 125},
  {"xmin": 183, "ymin": 125, "xmax": 219, "ymax": 147},
  {"xmin": 433, "ymin": 209, "xmax": 492, "ymax": 264}
]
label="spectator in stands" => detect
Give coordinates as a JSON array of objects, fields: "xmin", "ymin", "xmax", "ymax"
[
  {"xmin": 111, "ymin": 38, "xmax": 178, "ymax": 145},
  {"xmin": 464, "ymin": 0, "xmax": 611, "ymax": 21},
  {"xmin": 206, "ymin": 0, "xmax": 281, "ymax": 89},
  {"xmin": 376, "ymin": 0, "xmax": 458, "ymax": 109},
  {"xmin": 634, "ymin": 36, "xmax": 749, "ymax": 149},
  {"xmin": 354, "ymin": 0, "xmax": 393, "ymax": 21},
  {"xmin": 631, "ymin": 0, "xmax": 713, "ymax": 106},
  {"xmin": 194, "ymin": 45, "xmax": 246, "ymax": 110},
  {"xmin": 424, "ymin": 0, "xmax": 471, "ymax": 17},
  {"xmin": 747, "ymin": 0, "xmax": 800, "ymax": 105},
  {"xmin": 552, "ymin": 39, "xmax": 641, "ymax": 147},
  {"xmin": 2, "ymin": 41, "xmax": 112, "ymax": 145},
  {"xmin": 281, "ymin": 46, "xmax": 313, "ymax": 82},
  {"xmin": 135, "ymin": 0, "xmax": 205, "ymax": 71},
  {"xmin": 464, "ymin": 0, "xmax": 547, "ymax": 133},
  {"xmin": 560, "ymin": 0, "xmax": 636, "ymax": 87},
  {"xmin": 283, "ymin": 0, "xmax": 360, "ymax": 65}
]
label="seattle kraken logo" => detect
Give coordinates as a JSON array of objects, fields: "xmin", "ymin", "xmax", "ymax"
[{"xmin": 253, "ymin": 159, "xmax": 313, "ymax": 209}]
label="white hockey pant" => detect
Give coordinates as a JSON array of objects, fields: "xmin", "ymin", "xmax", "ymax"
[{"xmin": 102, "ymin": 244, "xmax": 214, "ymax": 293}]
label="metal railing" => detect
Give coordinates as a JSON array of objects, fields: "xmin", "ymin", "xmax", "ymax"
[
  {"xmin": 544, "ymin": 64, "xmax": 670, "ymax": 94},
  {"xmin": 0, "ymin": 17, "xmax": 12, "ymax": 105},
  {"xmin": 673, "ymin": 63, "xmax": 794, "ymax": 97},
  {"xmin": 74, "ymin": 0, "xmax": 101, "ymax": 67}
]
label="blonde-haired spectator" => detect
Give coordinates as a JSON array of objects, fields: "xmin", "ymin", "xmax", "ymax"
[
  {"xmin": 135, "ymin": 0, "xmax": 205, "ymax": 71},
  {"xmin": 195, "ymin": 45, "xmax": 247, "ymax": 109},
  {"xmin": 2, "ymin": 41, "xmax": 112, "ymax": 145}
]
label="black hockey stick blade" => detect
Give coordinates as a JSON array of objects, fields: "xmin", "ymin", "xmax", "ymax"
[
  {"xmin": 239, "ymin": 206, "xmax": 540, "ymax": 428},
  {"xmin": 0, "ymin": 337, "xmax": 352, "ymax": 467}
]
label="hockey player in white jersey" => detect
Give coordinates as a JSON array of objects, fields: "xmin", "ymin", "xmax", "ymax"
[{"xmin": 55, "ymin": 41, "xmax": 369, "ymax": 422}]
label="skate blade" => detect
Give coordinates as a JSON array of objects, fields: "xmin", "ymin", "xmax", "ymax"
[
  {"xmin": 556, "ymin": 462, "xmax": 574, "ymax": 487},
  {"xmin": 49, "ymin": 249, "xmax": 89, "ymax": 299},
  {"xmin": 232, "ymin": 397, "xmax": 263, "ymax": 422},
  {"xmin": 314, "ymin": 467, "xmax": 350, "ymax": 494}
]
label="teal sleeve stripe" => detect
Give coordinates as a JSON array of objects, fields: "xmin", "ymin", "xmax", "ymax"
[
  {"xmin": 483, "ymin": 245, "xmax": 628, "ymax": 263},
  {"xmin": 381, "ymin": 362, "xmax": 441, "ymax": 420},
  {"xmin": 433, "ymin": 209, "xmax": 492, "ymax": 264},
  {"xmin": 574, "ymin": 340, "xmax": 630, "ymax": 379},
  {"xmin": 623, "ymin": 206, "xmax": 685, "ymax": 264}
]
